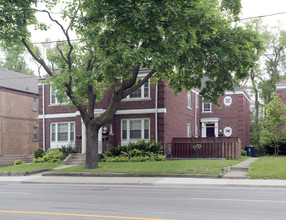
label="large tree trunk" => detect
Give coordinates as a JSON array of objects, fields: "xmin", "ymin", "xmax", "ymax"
[{"xmin": 85, "ymin": 123, "xmax": 100, "ymax": 169}]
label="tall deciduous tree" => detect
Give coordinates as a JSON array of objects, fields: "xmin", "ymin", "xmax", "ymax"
[
  {"xmin": 260, "ymin": 96, "xmax": 286, "ymax": 155},
  {"xmin": 0, "ymin": 0, "xmax": 262, "ymax": 169}
]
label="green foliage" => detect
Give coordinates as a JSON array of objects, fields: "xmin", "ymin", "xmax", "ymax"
[
  {"xmin": 241, "ymin": 149, "xmax": 247, "ymax": 156},
  {"xmin": 33, "ymin": 149, "xmax": 65, "ymax": 163},
  {"xmin": 102, "ymin": 140, "xmax": 165, "ymax": 162},
  {"xmin": 59, "ymin": 145, "xmax": 78, "ymax": 158},
  {"xmin": 34, "ymin": 148, "xmax": 45, "ymax": 159},
  {"xmin": 14, "ymin": 160, "xmax": 25, "ymax": 166},
  {"xmin": 260, "ymin": 96, "xmax": 286, "ymax": 155},
  {"xmin": 192, "ymin": 144, "xmax": 202, "ymax": 157}
]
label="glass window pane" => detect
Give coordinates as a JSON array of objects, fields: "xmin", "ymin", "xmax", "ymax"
[
  {"xmin": 51, "ymin": 124, "xmax": 56, "ymax": 141},
  {"xmin": 144, "ymin": 120, "xmax": 149, "ymax": 139},
  {"xmin": 130, "ymin": 88, "xmax": 141, "ymax": 98},
  {"xmin": 58, "ymin": 124, "xmax": 68, "ymax": 141},
  {"xmin": 144, "ymin": 82, "xmax": 149, "ymax": 97},
  {"xmin": 130, "ymin": 120, "xmax": 141, "ymax": 139},
  {"xmin": 122, "ymin": 121, "xmax": 127, "ymax": 140},
  {"xmin": 70, "ymin": 123, "xmax": 75, "ymax": 141}
]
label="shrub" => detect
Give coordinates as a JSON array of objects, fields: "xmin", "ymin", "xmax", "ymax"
[
  {"xmin": 34, "ymin": 148, "xmax": 45, "ymax": 159},
  {"xmin": 241, "ymin": 149, "xmax": 247, "ymax": 156},
  {"xmin": 60, "ymin": 145, "xmax": 78, "ymax": 158},
  {"xmin": 14, "ymin": 160, "xmax": 25, "ymax": 165},
  {"xmin": 192, "ymin": 144, "xmax": 202, "ymax": 157},
  {"xmin": 33, "ymin": 149, "xmax": 64, "ymax": 163}
]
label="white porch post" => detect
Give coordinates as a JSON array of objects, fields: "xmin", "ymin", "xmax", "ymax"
[
  {"xmin": 215, "ymin": 121, "xmax": 219, "ymax": 137},
  {"xmin": 201, "ymin": 123, "xmax": 206, "ymax": 138}
]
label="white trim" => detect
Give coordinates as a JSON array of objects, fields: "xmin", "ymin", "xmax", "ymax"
[
  {"xmin": 276, "ymin": 84, "xmax": 286, "ymax": 90},
  {"xmin": 116, "ymin": 108, "xmax": 167, "ymax": 115},
  {"xmin": 200, "ymin": 118, "xmax": 219, "ymax": 123},
  {"xmin": 39, "ymin": 108, "xmax": 167, "ymax": 119},
  {"xmin": 39, "ymin": 113, "xmax": 77, "ymax": 119},
  {"xmin": 50, "ymin": 122, "xmax": 75, "ymax": 149},
  {"xmin": 225, "ymin": 90, "xmax": 251, "ymax": 102},
  {"xmin": 121, "ymin": 98, "xmax": 151, "ymax": 102}
]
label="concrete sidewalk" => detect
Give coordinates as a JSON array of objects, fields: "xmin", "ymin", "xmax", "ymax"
[{"xmin": 1, "ymin": 174, "xmax": 286, "ymax": 187}]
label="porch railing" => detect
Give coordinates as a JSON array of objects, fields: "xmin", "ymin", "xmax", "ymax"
[{"xmin": 166, "ymin": 137, "xmax": 241, "ymax": 159}]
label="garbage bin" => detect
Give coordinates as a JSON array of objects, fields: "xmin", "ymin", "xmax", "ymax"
[{"xmin": 245, "ymin": 146, "xmax": 255, "ymax": 157}]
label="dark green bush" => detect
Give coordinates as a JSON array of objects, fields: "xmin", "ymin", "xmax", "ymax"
[
  {"xmin": 102, "ymin": 140, "xmax": 165, "ymax": 162},
  {"xmin": 34, "ymin": 148, "xmax": 45, "ymax": 159},
  {"xmin": 60, "ymin": 145, "xmax": 78, "ymax": 158},
  {"xmin": 241, "ymin": 149, "xmax": 247, "ymax": 156}
]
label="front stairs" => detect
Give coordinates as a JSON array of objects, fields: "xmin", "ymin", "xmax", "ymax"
[{"xmin": 62, "ymin": 153, "xmax": 85, "ymax": 165}]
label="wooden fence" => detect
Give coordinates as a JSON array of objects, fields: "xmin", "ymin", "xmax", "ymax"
[{"xmin": 166, "ymin": 137, "xmax": 241, "ymax": 159}]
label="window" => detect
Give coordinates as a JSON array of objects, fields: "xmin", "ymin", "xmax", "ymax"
[
  {"xmin": 187, "ymin": 123, "xmax": 191, "ymax": 138},
  {"xmin": 33, "ymin": 127, "xmax": 38, "ymax": 141},
  {"xmin": 125, "ymin": 79, "xmax": 150, "ymax": 100},
  {"xmin": 50, "ymin": 122, "xmax": 75, "ymax": 143},
  {"xmin": 121, "ymin": 118, "xmax": 150, "ymax": 143},
  {"xmin": 187, "ymin": 91, "xmax": 191, "ymax": 109},
  {"xmin": 33, "ymin": 97, "xmax": 38, "ymax": 111},
  {"xmin": 202, "ymin": 102, "xmax": 212, "ymax": 112},
  {"xmin": 50, "ymin": 87, "xmax": 68, "ymax": 105}
]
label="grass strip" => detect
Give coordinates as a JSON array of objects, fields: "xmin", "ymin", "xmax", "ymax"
[
  {"xmin": 0, "ymin": 163, "xmax": 60, "ymax": 172},
  {"xmin": 52, "ymin": 157, "xmax": 248, "ymax": 175},
  {"xmin": 249, "ymin": 156, "xmax": 286, "ymax": 179}
]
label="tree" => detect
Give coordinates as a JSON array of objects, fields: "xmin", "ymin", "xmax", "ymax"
[
  {"xmin": 0, "ymin": 46, "xmax": 35, "ymax": 75},
  {"xmin": 0, "ymin": 0, "xmax": 262, "ymax": 169},
  {"xmin": 260, "ymin": 96, "xmax": 286, "ymax": 155}
]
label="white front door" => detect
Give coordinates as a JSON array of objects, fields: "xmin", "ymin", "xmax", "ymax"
[{"xmin": 81, "ymin": 122, "xmax": 102, "ymax": 154}]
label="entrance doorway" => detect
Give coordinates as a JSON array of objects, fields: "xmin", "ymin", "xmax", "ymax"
[{"xmin": 206, "ymin": 123, "xmax": 215, "ymax": 137}]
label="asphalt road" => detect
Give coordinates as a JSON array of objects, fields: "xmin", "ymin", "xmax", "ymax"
[{"xmin": 0, "ymin": 184, "xmax": 286, "ymax": 220}]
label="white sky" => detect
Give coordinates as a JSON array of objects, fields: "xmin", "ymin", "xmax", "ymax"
[{"xmin": 26, "ymin": 1, "xmax": 286, "ymax": 75}]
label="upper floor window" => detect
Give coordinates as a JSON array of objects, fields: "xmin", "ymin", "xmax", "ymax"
[
  {"xmin": 50, "ymin": 87, "xmax": 68, "ymax": 105},
  {"xmin": 202, "ymin": 102, "xmax": 212, "ymax": 112},
  {"xmin": 124, "ymin": 79, "xmax": 150, "ymax": 100},
  {"xmin": 33, "ymin": 97, "xmax": 38, "ymax": 111},
  {"xmin": 121, "ymin": 118, "xmax": 150, "ymax": 143},
  {"xmin": 187, "ymin": 91, "xmax": 191, "ymax": 109}
]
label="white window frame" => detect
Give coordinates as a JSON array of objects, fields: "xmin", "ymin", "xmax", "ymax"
[
  {"xmin": 202, "ymin": 102, "xmax": 212, "ymax": 112},
  {"xmin": 33, "ymin": 127, "xmax": 38, "ymax": 141},
  {"xmin": 123, "ymin": 78, "xmax": 150, "ymax": 101},
  {"xmin": 121, "ymin": 118, "xmax": 150, "ymax": 144},
  {"xmin": 187, "ymin": 123, "xmax": 192, "ymax": 138},
  {"xmin": 33, "ymin": 97, "xmax": 38, "ymax": 111},
  {"xmin": 50, "ymin": 122, "xmax": 75, "ymax": 148},
  {"xmin": 50, "ymin": 87, "xmax": 68, "ymax": 105},
  {"xmin": 187, "ymin": 91, "xmax": 192, "ymax": 109}
]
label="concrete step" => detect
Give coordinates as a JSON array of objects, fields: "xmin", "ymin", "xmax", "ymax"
[
  {"xmin": 65, "ymin": 162, "xmax": 84, "ymax": 165},
  {"xmin": 230, "ymin": 167, "xmax": 249, "ymax": 172},
  {"xmin": 223, "ymin": 171, "xmax": 249, "ymax": 179}
]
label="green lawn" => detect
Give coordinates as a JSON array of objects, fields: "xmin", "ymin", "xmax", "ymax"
[
  {"xmin": 52, "ymin": 157, "xmax": 248, "ymax": 175},
  {"xmin": 0, "ymin": 163, "xmax": 60, "ymax": 172},
  {"xmin": 249, "ymin": 156, "xmax": 286, "ymax": 179}
]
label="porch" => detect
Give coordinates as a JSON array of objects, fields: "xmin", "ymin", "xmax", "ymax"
[{"xmin": 166, "ymin": 137, "xmax": 241, "ymax": 159}]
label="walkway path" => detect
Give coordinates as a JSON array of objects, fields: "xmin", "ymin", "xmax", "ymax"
[{"xmin": 223, "ymin": 157, "xmax": 259, "ymax": 179}]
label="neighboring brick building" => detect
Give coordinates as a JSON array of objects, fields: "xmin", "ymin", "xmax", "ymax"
[
  {"xmin": 0, "ymin": 69, "xmax": 39, "ymax": 155},
  {"xmin": 38, "ymin": 69, "xmax": 250, "ymax": 153}
]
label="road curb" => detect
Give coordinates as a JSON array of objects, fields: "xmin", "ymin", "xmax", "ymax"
[
  {"xmin": 0, "ymin": 169, "xmax": 52, "ymax": 176},
  {"xmin": 42, "ymin": 172, "xmax": 220, "ymax": 178}
]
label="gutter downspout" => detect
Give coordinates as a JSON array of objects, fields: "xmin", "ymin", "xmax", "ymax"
[
  {"xmin": 155, "ymin": 83, "xmax": 158, "ymax": 142},
  {"xmin": 195, "ymin": 93, "xmax": 197, "ymax": 137},
  {"xmin": 42, "ymin": 84, "xmax": 46, "ymax": 151}
]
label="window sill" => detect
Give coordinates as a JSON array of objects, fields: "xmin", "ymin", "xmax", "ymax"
[
  {"xmin": 202, "ymin": 111, "xmax": 213, "ymax": 113},
  {"xmin": 121, "ymin": 98, "xmax": 151, "ymax": 102},
  {"xmin": 48, "ymin": 103, "xmax": 68, "ymax": 107},
  {"xmin": 187, "ymin": 107, "xmax": 192, "ymax": 110}
]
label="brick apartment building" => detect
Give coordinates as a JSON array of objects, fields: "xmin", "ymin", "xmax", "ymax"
[
  {"xmin": 0, "ymin": 69, "xmax": 39, "ymax": 156},
  {"xmin": 38, "ymin": 69, "xmax": 251, "ymax": 153}
]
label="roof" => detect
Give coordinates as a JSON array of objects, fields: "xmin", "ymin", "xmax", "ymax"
[{"xmin": 0, "ymin": 68, "xmax": 38, "ymax": 94}]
